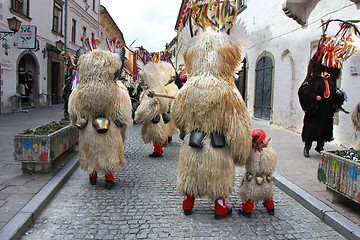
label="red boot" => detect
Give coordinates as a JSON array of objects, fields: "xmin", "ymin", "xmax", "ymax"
[
  {"xmin": 149, "ymin": 142, "xmax": 163, "ymax": 158},
  {"xmin": 262, "ymin": 197, "xmax": 275, "ymax": 215},
  {"xmin": 214, "ymin": 197, "xmax": 232, "ymax": 220},
  {"xmin": 239, "ymin": 199, "xmax": 254, "ymax": 218},
  {"xmin": 89, "ymin": 171, "xmax": 97, "ymax": 185},
  {"xmin": 105, "ymin": 173, "xmax": 114, "ymax": 190},
  {"xmin": 183, "ymin": 193, "xmax": 195, "ymax": 215}
]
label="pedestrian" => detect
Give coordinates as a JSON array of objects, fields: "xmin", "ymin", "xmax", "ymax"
[
  {"xmin": 171, "ymin": 30, "xmax": 252, "ymax": 220},
  {"xmin": 18, "ymin": 68, "xmax": 26, "ymax": 96},
  {"xmin": 238, "ymin": 129, "xmax": 277, "ymax": 218},
  {"xmin": 298, "ymin": 52, "xmax": 346, "ymax": 158},
  {"xmin": 63, "ymin": 68, "xmax": 73, "ymax": 120},
  {"xmin": 25, "ymin": 70, "xmax": 33, "ymax": 97}
]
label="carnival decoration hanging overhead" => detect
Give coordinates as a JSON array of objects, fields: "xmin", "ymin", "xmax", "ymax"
[
  {"xmin": 317, "ymin": 19, "xmax": 360, "ymax": 68},
  {"xmin": 180, "ymin": 0, "xmax": 237, "ymax": 36},
  {"xmin": 83, "ymin": 37, "xmax": 101, "ymax": 52},
  {"xmin": 105, "ymin": 37, "xmax": 122, "ymax": 53}
]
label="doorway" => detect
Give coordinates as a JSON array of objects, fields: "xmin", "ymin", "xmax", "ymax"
[
  {"xmin": 254, "ymin": 56, "xmax": 273, "ymax": 120},
  {"xmin": 51, "ymin": 61, "xmax": 60, "ymax": 104}
]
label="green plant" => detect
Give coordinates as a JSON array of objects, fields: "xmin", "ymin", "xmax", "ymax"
[
  {"xmin": 334, "ymin": 148, "xmax": 360, "ymax": 162},
  {"xmin": 21, "ymin": 120, "xmax": 70, "ymax": 135}
]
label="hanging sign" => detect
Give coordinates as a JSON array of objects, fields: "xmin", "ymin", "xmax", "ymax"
[{"xmin": 17, "ymin": 25, "xmax": 37, "ymax": 49}]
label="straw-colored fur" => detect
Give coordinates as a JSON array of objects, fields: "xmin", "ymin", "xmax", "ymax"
[
  {"xmin": 352, "ymin": 102, "xmax": 360, "ymax": 149},
  {"xmin": 135, "ymin": 62, "xmax": 179, "ymax": 144},
  {"xmin": 159, "ymin": 62, "xmax": 180, "ymax": 137},
  {"xmin": 172, "ymin": 30, "xmax": 252, "ymax": 201},
  {"xmin": 68, "ymin": 49, "xmax": 131, "ymax": 174},
  {"xmin": 239, "ymin": 146, "xmax": 277, "ymax": 203}
]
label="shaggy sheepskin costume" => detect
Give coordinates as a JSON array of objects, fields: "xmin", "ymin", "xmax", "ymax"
[
  {"xmin": 239, "ymin": 129, "xmax": 278, "ymax": 218},
  {"xmin": 171, "ymin": 30, "xmax": 252, "ymax": 219},
  {"xmin": 352, "ymin": 102, "xmax": 360, "ymax": 149},
  {"xmin": 134, "ymin": 62, "xmax": 178, "ymax": 157},
  {"xmin": 159, "ymin": 62, "xmax": 180, "ymax": 143},
  {"xmin": 68, "ymin": 49, "xmax": 132, "ymax": 189}
]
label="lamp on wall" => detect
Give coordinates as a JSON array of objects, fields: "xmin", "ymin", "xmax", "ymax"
[
  {"xmin": 0, "ymin": 17, "xmax": 22, "ymax": 40},
  {"xmin": 42, "ymin": 40, "xmax": 65, "ymax": 58},
  {"xmin": 55, "ymin": 40, "xmax": 65, "ymax": 50}
]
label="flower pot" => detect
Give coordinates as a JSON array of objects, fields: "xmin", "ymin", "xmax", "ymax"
[
  {"xmin": 14, "ymin": 125, "xmax": 78, "ymax": 173},
  {"xmin": 318, "ymin": 151, "xmax": 360, "ymax": 204}
]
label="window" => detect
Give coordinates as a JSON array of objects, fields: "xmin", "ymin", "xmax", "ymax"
[
  {"xmin": 11, "ymin": 0, "xmax": 30, "ymax": 17},
  {"xmin": 52, "ymin": 1, "xmax": 63, "ymax": 34},
  {"xmin": 93, "ymin": 0, "xmax": 96, "ymax": 11},
  {"xmin": 71, "ymin": 19, "xmax": 76, "ymax": 43},
  {"xmin": 237, "ymin": 0, "xmax": 247, "ymax": 15},
  {"xmin": 82, "ymin": 27, "xmax": 87, "ymax": 38}
]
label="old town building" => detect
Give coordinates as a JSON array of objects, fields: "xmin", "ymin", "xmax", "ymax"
[
  {"xmin": 0, "ymin": 0, "xmax": 103, "ymax": 113},
  {"xmin": 175, "ymin": 0, "xmax": 360, "ymax": 148}
]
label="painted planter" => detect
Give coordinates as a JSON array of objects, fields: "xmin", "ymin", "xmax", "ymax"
[
  {"xmin": 14, "ymin": 125, "xmax": 78, "ymax": 173},
  {"xmin": 318, "ymin": 151, "xmax": 360, "ymax": 204}
]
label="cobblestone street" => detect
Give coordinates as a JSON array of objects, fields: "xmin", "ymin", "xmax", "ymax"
[{"xmin": 21, "ymin": 123, "xmax": 345, "ymax": 240}]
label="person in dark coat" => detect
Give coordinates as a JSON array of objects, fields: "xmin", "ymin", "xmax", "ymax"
[{"xmin": 298, "ymin": 52, "xmax": 346, "ymax": 158}]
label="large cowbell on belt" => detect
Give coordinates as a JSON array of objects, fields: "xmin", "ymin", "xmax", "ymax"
[
  {"xmin": 188, "ymin": 130, "xmax": 226, "ymax": 148},
  {"xmin": 93, "ymin": 117, "xmax": 110, "ymax": 133}
]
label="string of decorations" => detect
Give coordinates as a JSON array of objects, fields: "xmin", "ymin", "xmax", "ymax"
[
  {"xmin": 57, "ymin": 36, "xmax": 171, "ymax": 92},
  {"xmin": 179, "ymin": 1, "xmax": 237, "ymax": 34},
  {"xmin": 317, "ymin": 19, "xmax": 360, "ymax": 68}
]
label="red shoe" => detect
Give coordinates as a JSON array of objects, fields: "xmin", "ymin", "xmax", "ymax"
[
  {"xmin": 105, "ymin": 173, "xmax": 114, "ymax": 190},
  {"xmin": 89, "ymin": 171, "xmax": 97, "ymax": 185},
  {"xmin": 239, "ymin": 199, "xmax": 254, "ymax": 218},
  {"xmin": 214, "ymin": 197, "xmax": 232, "ymax": 220},
  {"xmin": 183, "ymin": 193, "xmax": 195, "ymax": 215},
  {"xmin": 262, "ymin": 197, "xmax": 275, "ymax": 215}
]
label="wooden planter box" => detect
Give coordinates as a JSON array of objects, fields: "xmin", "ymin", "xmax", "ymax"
[
  {"xmin": 318, "ymin": 151, "xmax": 360, "ymax": 204},
  {"xmin": 14, "ymin": 125, "xmax": 78, "ymax": 173}
]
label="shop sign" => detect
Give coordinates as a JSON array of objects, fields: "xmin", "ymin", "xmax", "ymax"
[{"xmin": 17, "ymin": 25, "xmax": 37, "ymax": 49}]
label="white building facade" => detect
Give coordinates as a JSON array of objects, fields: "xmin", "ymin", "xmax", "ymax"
[
  {"xmin": 175, "ymin": 0, "xmax": 360, "ymax": 148},
  {"xmin": 0, "ymin": 0, "xmax": 100, "ymax": 114}
]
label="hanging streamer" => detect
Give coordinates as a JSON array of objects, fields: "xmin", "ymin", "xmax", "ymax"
[
  {"xmin": 180, "ymin": 1, "xmax": 237, "ymax": 33},
  {"xmin": 317, "ymin": 19, "xmax": 360, "ymax": 68}
]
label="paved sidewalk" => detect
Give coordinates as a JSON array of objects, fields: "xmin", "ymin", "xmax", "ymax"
[
  {"xmin": 0, "ymin": 105, "xmax": 359, "ymax": 239},
  {"xmin": 0, "ymin": 105, "xmax": 77, "ymax": 230}
]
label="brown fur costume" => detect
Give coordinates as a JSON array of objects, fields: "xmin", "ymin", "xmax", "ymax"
[
  {"xmin": 68, "ymin": 49, "xmax": 132, "ymax": 174},
  {"xmin": 171, "ymin": 30, "xmax": 252, "ymax": 201},
  {"xmin": 239, "ymin": 145, "xmax": 277, "ymax": 203},
  {"xmin": 134, "ymin": 62, "xmax": 178, "ymax": 144}
]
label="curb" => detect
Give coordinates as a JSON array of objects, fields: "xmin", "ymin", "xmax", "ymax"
[
  {"xmin": 274, "ymin": 172, "xmax": 360, "ymax": 240},
  {"xmin": 0, "ymin": 153, "xmax": 79, "ymax": 240}
]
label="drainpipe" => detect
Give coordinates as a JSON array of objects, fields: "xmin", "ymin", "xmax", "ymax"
[{"xmin": 64, "ymin": 0, "xmax": 68, "ymax": 51}]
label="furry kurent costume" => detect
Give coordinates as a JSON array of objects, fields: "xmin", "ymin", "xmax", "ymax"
[
  {"xmin": 134, "ymin": 62, "xmax": 178, "ymax": 157},
  {"xmin": 352, "ymin": 102, "xmax": 360, "ymax": 149},
  {"xmin": 239, "ymin": 129, "xmax": 278, "ymax": 218},
  {"xmin": 171, "ymin": 30, "xmax": 252, "ymax": 219},
  {"xmin": 68, "ymin": 49, "xmax": 132, "ymax": 189},
  {"xmin": 159, "ymin": 62, "xmax": 180, "ymax": 144}
]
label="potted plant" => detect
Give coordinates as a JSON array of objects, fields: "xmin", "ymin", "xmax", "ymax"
[
  {"xmin": 318, "ymin": 148, "xmax": 360, "ymax": 204},
  {"xmin": 14, "ymin": 120, "xmax": 78, "ymax": 173}
]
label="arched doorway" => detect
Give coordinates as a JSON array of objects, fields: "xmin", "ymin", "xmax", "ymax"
[
  {"xmin": 254, "ymin": 56, "xmax": 273, "ymax": 120},
  {"xmin": 18, "ymin": 53, "xmax": 39, "ymax": 107}
]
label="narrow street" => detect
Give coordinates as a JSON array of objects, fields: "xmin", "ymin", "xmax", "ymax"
[{"xmin": 21, "ymin": 123, "xmax": 345, "ymax": 239}]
